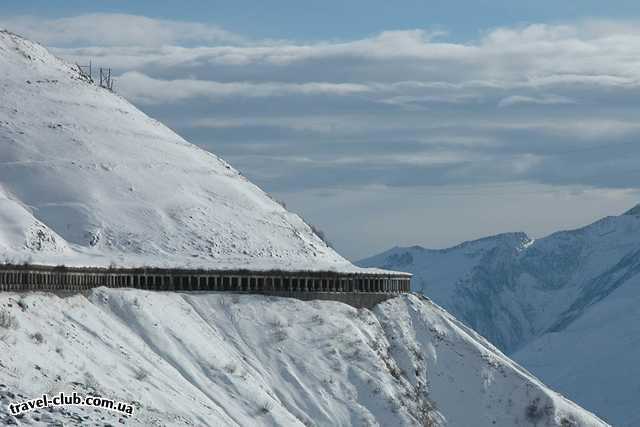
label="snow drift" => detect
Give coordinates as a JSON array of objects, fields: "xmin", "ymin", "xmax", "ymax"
[{"xmin": 0, "ymin": 290, "xmax": 605, "ymax": 426}]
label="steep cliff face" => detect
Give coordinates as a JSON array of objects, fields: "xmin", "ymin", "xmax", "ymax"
[
  {"xmin": 0, "ymin": 30, "xmax": 355, "ymax": 271},
  {"xmin": 360, "ymin": 207, "xmax": 640, "ymax": 425},
  {"xmin": 0, "ymin": 290, "xmax": 606, "ymax": 426}
]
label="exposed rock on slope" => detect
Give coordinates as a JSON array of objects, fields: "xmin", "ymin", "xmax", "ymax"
[
  {"xmin": 359, "ymin": 206, "xmax": 640, "ymax": 425},
  {"xmin": 0, "ymin": 290, "xmax": 606, "ymax": 426}
]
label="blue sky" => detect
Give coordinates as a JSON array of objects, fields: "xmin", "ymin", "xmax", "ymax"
[
  {"xmin": 7, "ymin": 0, "xmax": 640, "ymax": 41},
  {"xmin": 2, "ymin": 2, "xmax": 640, "ymax": 259}
]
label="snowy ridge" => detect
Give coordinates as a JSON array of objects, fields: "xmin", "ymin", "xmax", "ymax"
[
  {"xmin": 0, "ymin": 290, "xmax": 606, "ymax": 426},
  {"xmin": 0, "ymin": 30, "xmax": 378, "ymax": 273},
  {"xmin": 359, "ymin": 206, "xmax": 640, "ymax": 426}
]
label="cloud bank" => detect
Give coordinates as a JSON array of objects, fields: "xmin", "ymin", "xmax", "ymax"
[{"xmin": 3, "ymin": 13, "xmax": 640, "ymax": 258}]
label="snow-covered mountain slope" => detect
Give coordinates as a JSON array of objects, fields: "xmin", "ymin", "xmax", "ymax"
[
  {"xmin": 0, "ymin": 30, "xmax": 358, "ymax": 271},
  {"xmin": 359, "ymin": 206, "xmax": 640, "ymax": 426},
  {"xmin": 0, "ymin": 289, "xmax": 605, "ymax": 426},
  {"xmin": 513, "ymin": 272, "xmax": 640, "ymax": 427}
]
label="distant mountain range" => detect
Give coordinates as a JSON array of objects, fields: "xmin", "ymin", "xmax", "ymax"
[{"xmin": 359, "ymin": 205, "xmax": 640, "ymax": 426}]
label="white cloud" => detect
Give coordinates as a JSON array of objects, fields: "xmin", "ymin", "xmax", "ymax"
[
  {"xmin": 116, "ymin": 71, "xmax": 370, "ymax": 104},
  {"xmin": 5, "ymin": 13, "xmax": 640, "ymax": 255},
  {"xmin": 498, "ymin": 94, "xmax": 576, "ymax": 108},
  {"xmin": 0, "ymin": 14, "xmax": 245, "ymax": 47},
  {"xmin": 6, "ymin": 14, "xmax": 640, "ymax": 197}
]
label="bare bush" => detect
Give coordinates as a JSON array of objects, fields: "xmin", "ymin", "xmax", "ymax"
[
  {"xmin": 31, "ymin": 332, "xmax": 44, "ymax": 344},
  {"xmin": 259, "ymin": 400, "xmax": 274, "ymax": 415},
  {"xmin": 269, "ymin": 318, "xmax": 284, "ymax": 328},
  {"xmin": 83, "ymin": 372, "xmax": 100, "ymax": 394},
  {"xmin": 273, "ymin": 328, "xmax": 288, "ymax": 342},
  {"xmin": 134, "ymin": 368, "xmax": 148, "ymax": 381},
  {"xmin": 526, "ymin": 398, "xmax": 552, "ymax": 424},
  {"xmin": 560, "ymin": 417, "xmax": 577, "ymax": 427},
  {"xmin": 0, "ymin": 310, "xmax": 17, "ymax": 330},
  {"xmin": 389, "ymin": 365, "xmax": 404, "ymax": 381}
]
